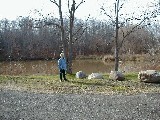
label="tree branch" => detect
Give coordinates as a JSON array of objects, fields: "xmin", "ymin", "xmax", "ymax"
[
  {"xmin": 50, "ymin": 0, "xmax": 59, "ymax": 7},
  {"xmin": 75, "ymin": 0, "xmax": 85, "ymax": 10},
  {"xmin": 118, "ymin": 3, "xmax": 124, "ymax": 12},
  {"xmin": 101, "ymin": 7, "xmax": 115, "ymax": 24},
  {"xmin": 68, "ymin": 0, "xmax": 71, "ymax": 13},
  {"xmin": 118, "ymin": 17, "xmax": 148, "ymax": 50},
  {"xmin": 73, "ymin": 25, "xmax": 83, "ymax": 37},
  {"xmin": 73, "ymin": 27, "xmax": 87, "ymax": 43}
]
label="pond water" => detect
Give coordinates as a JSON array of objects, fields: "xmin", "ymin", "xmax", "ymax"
[{"xmin": 0, "ymin": 60, "xmax": 158, "ymax": 75}]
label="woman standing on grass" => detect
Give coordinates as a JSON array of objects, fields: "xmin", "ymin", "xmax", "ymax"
[{"xmin": 58, "ymin": 53, "xmax": 68, "ymax": 82}]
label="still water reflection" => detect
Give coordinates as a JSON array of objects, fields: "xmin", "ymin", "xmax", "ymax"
[{"xmin": 0, "ymin": 60, "xmax": 157, "ymax": 75}]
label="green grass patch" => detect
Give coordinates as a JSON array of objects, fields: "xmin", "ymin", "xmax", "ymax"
[
  {"xmin": 125, "ymin": 72, "xmax": 138, "ymax": 81},
  {"xmin": 0, "ymin": 73, "xmax": 160, "ymax": 95}
]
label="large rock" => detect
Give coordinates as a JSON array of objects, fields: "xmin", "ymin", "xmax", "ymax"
[
  {"xmin": 109, "ymin": 71, "xmax": 125, "ymax": 81},
  {"xmin": 88, "ymin": 73, "xmax": 103, "ymax": 79},
  {"xmin": 76, "ymin": 71, "xmax": 87, "ymax": 79},
  {"xmin": 138, "ymin": 70, "xmax": 160, "ymax": 83}
]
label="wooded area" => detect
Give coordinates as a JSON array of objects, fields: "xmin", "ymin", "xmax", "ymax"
[
  {"xmin": 0, "ymin": 0, "xmax": 160, "ymax": 70},
  {"xmin": 0, "ymin": 16, "xmax": 159, "ymax": 61}
]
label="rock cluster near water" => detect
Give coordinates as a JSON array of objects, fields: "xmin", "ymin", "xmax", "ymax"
[
  {"xmin": 138, "ymin": 70, "xmax": 160, "ymax": 83},
  {"xmin": 76, "ymin": 69, "xmax": 160, "ymax": 83},
  {"xmin": 76, "ymin": 71, "xmax": 104, "ymax": 79}
]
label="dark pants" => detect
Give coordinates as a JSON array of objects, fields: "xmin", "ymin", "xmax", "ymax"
[{"xmin": 60, "ymin": 69, "xmax": 67, "ymax": 80}]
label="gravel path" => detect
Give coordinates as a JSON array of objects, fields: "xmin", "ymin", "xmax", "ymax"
[{"xmin": 0, "ymin": 89, "xmax": 160, "ymax": 120}]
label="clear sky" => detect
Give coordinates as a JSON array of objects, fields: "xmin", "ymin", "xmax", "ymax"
[{"xmin": 0, "ymin": 0, "xmax": 159, "ymax": 20}]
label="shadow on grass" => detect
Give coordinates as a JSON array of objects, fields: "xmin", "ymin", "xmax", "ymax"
[{"xmin": 141, "ymin": 82, "xmax": 160, "ymax": 88}]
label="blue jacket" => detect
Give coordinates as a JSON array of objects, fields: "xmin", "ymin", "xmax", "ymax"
[{"xmin": 58, "ymin": 57, "xmax": 67, "ymax": 70}]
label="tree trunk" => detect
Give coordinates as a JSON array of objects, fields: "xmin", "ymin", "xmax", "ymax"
[
  {"xmin": 67, "ymin": 0, "xmax": 78, "ymax": 74},
  {"xmin": 67, "ymin": 2, "xmax": 74, "ymax": 74},
  {"xmin": 68, "ymin": 25, "xmax": 73, "ymax": 74},
  {"xmin": 59, "ymin": 0, "xmax": 67, "ymax": 58},
  {"xmin": 115, "ymin": 0, "xmax": 119, "ymax": 71}
]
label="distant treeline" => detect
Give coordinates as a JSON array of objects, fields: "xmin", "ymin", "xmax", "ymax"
[{"xmin": 0, "ymin": 17, "xmax": 159, "ymax": 61}]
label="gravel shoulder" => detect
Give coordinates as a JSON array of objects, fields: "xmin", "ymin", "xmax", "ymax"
[{"xmin": 0, "ymin": 89, "xmax": 160, "ymax": 120}]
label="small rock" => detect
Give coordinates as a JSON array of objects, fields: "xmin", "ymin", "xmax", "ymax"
[
  {"xmin": 109, "ymin": 71, "xmax": 125, "ymax": 81},
  {"xmin": 88, "ymin": 73, "xmax": 103, "ymax": 79},
  {"xmin": 76, "ymin": 71, "xmax": 87, "ymax": 79}
]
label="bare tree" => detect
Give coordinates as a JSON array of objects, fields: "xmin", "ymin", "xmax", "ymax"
[
  {"xmin": 49, "ymin": 0, "xmax": 85, "ymax": 74},
  {"xmin": 101, "ymin": 0, "xmax": 160, "ymax": 71},
  {"xmin": 50, "ymin": 0, "xmax": 67, "ymax": 59},
  {"xmin": 67, "ymin": 0, "xmax": 85, "ymax": 74}
]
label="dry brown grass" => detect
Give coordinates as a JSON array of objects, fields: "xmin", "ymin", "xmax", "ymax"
[
  {"xmin": 121, "ymin": 54, "xmax": 149, "ymax": 61},
  {"xmin": 102, "ymin": 55, "xmax": 115, "ymax": 62},
  {"xmin": 77, "ymin": 54, "xmax": 155, "ymax": 62}
]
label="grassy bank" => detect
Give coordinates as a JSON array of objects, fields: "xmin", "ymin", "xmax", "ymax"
[{"xmin": 0, "ymin": 73, "xmax": 160, "ymax": 95}]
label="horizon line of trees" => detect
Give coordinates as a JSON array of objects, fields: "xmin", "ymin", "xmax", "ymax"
[{"xmin": 0, "ymin": 16, "xmax": 160, "ymax": 61}]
